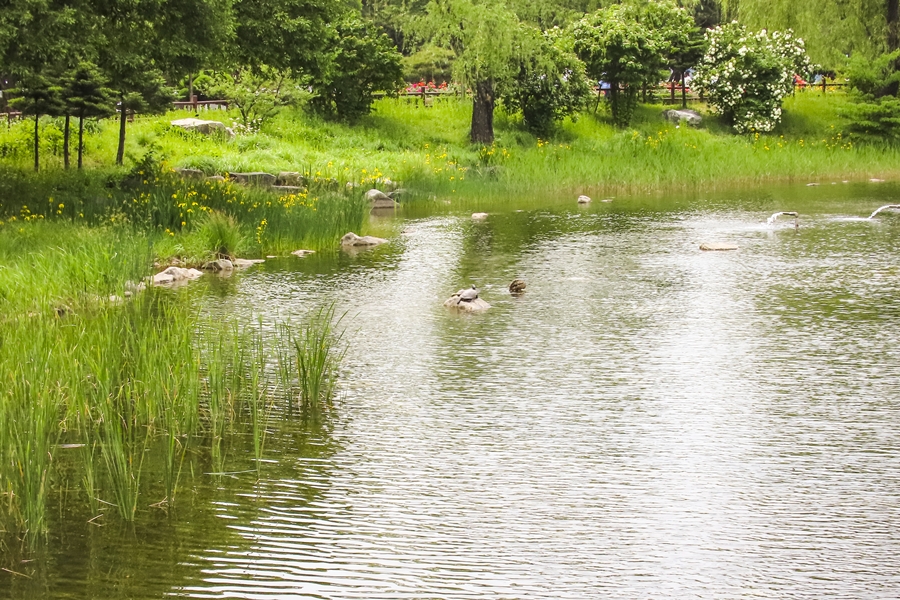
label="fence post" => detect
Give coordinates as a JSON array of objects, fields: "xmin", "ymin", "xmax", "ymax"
[
  {"xmin": 822, "ymin": 76, "xmax": 827, "ymax": 95},
  {"xmin": 670, "ymin": 79, "xmax": 675, "ymax": 104}
]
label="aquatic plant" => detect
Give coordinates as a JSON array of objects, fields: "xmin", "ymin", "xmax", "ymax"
[
  {"xmin": 198, "ymin": 210, "xmax": 243, "ymax": 259},
  {"xmin": 293, "ymin": 305, "xmax": 347, "ymax": 412}
]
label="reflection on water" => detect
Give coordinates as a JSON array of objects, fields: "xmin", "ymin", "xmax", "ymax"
[{"xmin": 4, "ymin": 184, "xmax": 900, "ymax": 598}]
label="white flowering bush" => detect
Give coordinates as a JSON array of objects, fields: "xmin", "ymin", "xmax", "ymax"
[{"xmin": 693, "ymin": 22, "xmax": 812, "ymax": 133}]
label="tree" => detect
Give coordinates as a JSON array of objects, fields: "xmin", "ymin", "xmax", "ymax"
[
  {"xmin": 721, "ymin": 0, "xmax": 897, "ymax": 71},
  {"xmin": 424, "ymin": 0, "xmax": 535, "ymax": 143},
  {"xmin": 114, "ymin": 74, "xmax": 176, "ymax": 165},
  {"xmin": 572, "ymin": 1, "xmax": 695, "ymax": 126},
  {"xmin": 572, "ymin": 7, "xmax": 660, "ymax": 126},
  {"xmin": 62, "ymin": 63, "xmax": 116, "ymax": 169},
  {"xmin": 308, "ymin": 15, "xmax": 405, "ymax": 121},
  {"xmin": 231, "ymin": 0, "xmax": 341, "ymax": 73},
  {"xmin": 205, "ymin": 67, "xmax": 298, "ymax": 129},
  {"xmin": 499, "ymin": 27, "xmax": 591, "ymax": 135},
  {"xmin": 8, "ymin": 74, "xmax": 64, "ymax": 171}
]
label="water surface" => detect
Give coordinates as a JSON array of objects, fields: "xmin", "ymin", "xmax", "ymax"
[{"xmin": 4, "ymin": 183, "xmax": 900, "ymax": 599}]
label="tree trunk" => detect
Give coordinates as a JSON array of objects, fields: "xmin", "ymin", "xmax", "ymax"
[
  {"xmin": 78, "ymin": 115, "xmax": 85, "ymax": 169},
  {"xmin": 889, "ymin": 0, "xmax": 900, "ymax": 96},
  {"xmin": 469, "ymin": 79, "xmax": 495, "ymax": 145},
  {"xmin": 33, "ymin": 113, "xmax": 39, "ymax": 172},
  {"xmin": 63, "ymin": 114, "xmax": 70, "ymax": 169},
  {"xmin": 117, "ymin": 100, "xmax": 126, "ymax": 166}
]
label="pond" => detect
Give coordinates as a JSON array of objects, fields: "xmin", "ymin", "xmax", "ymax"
[{"xmin": 3, "ymin": 182, "xmax": 900, "ymax": 599}]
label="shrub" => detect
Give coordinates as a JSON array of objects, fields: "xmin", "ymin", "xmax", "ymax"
[
  {"xmin": 693, "ymin": 22, "xmax": 812, "ymax": 133},
  {"xmin": 307, "ymin": 15, "xmax": 404, "ymax": 122}
]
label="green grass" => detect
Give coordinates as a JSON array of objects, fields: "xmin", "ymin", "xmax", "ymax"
[{"xmin": 5, "ymin": 90, "xmax": 892, "ymax": 200}]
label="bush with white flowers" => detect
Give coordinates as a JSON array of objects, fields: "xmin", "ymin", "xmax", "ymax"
[{"xmin": 693, "ymin": 22, "xmax": 812, "ymax": 133}]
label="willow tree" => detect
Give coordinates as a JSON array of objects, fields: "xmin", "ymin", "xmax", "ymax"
[
  {"xmin": 424, "ymin": 0, "xmax": 533, "ymax": 143},
  {"xmin": 722, "ymin": 0, "xmax": 897, "ymax": 69}
]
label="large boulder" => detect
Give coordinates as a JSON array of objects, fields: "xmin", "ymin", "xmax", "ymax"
[
  {"xmin": 229, "ymin": 172, "xmax": 277, "ymax": 186},
  {"xmin": 663, "ymin": 109, "xmax": 702, "ymax": 126},
  {"xmin": 340, "ymin": 232, "xmax": 388, "ymax": 247},
  {"xmin": 171, "ymin": 118, "xmax": 235, "ymax": 138}
]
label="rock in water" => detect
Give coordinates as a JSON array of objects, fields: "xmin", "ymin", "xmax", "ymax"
[
  {"xmin": 340, "ymin": 232, "xmax": 388, "ymax": 247},
  {"xmin": 509, "ymin": 279, "xmax": 526, "ymax": 294},
  {"xmin": 153, "ymin": 266, "xmax": 204, "ymax": 285},
  {"xmin": 232, "ymin": 258, "xmax": 265, "ymax": 268},
  {"xmin": 472, "ymin": 212, "xmax": 489, "ymax": 220},
  {"xmin": 699, "ymin": 242, "xmax": 738, "ymax": 251},
  {"xmin": 444, "ymin": 293, "xmax": 491, "ymax": 312},
  {"xmin": 577, "ymin": 195, "xmax": 592, "ymax": 204},
  {"xmin": 202, "ymin": 258, "xmax": 234, "ymax": 271}
]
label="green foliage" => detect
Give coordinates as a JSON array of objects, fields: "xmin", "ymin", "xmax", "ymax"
[
  {"xmin": 500, "ymin": 27, "xmax": 591, "ymax": 135},
  {"xmin": 693, "ymin": 22, "xmax": 813, "ymax": 133},
  {"xmin": 843, "ymin": 50, "xmax": 900, "ymax": 141},
  {"xmin": 308, "ymin": 15, "xmax": 405, "ymax": 121},
  {"xmin": 402, "ymin": 44, "xmax": 456, "ymax": 83},
  {"xmin": 7, "ymin": 74, "xmax": 65, "ymax": 118},
  {"xmin": 721, "ymin": 0, "xmax": 888, "ymax": 70},
  {"xmin": 232, "ymin": 0, "xmax": 339, "ymax": 73},
  {"xmin": 205, "ymin": 68, "xmax": 301, "ymax": 130},
  {"xmin": 63, "ymin": 63, "xmax": 116, "ymax": 121}
]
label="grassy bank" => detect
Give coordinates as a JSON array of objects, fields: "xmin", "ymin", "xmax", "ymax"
[
  {"xmin": 0, "ymin": 224, "xmax": 345, "ymax": 548},
  {"xmin": 3, "ymin": 90, "xmax": 897, "ymax": 202}
]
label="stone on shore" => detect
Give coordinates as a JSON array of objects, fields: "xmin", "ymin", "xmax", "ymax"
[
  {"xmin": 662, "ymin": 109, "xmax": 702, "ymax": 126},
  {"xmin": 171, "ymin": 118, "xmax": 234, "ymax": 138},
  {"xmin": 276, "ymin": 171, "xmax": 305, "ymax": 186},
  {"xmin": 577, "ymin": 195, "xmax": 592, "ymax": 204},
  {"xmin": 229, "ymin": 172, "xmax": 277, "ymax": 186},
  {"xmin": 291, "ymin": 249, "xmax": 316, "ymax": 257},
  {"xmin": 174, "ymin": 167, "xmax": 205, "ymax": 178}
]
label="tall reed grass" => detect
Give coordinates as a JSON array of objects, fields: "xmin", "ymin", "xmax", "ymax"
[{"xmin": 0, "ymin": 226, "xmax": 349, "ymax": 545}]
